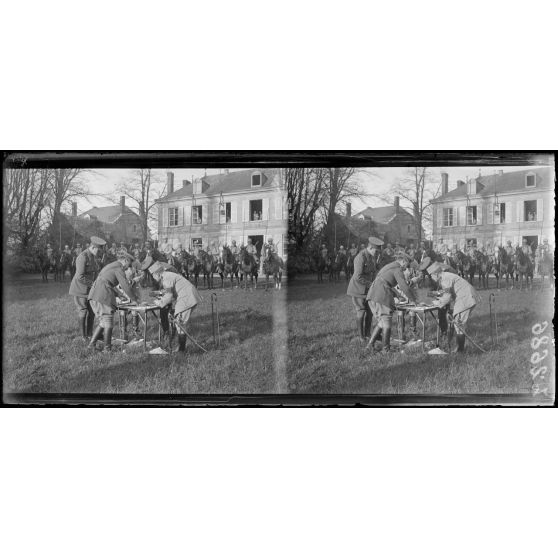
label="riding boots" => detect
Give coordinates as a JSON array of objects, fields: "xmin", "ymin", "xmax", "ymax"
[
  {"xmin": 356, "ymin": 316, "xmax": 366, "ymax": 340},
  {"xmin": 79, "ymin": 316, "xmax": 88, "ymax": 341},
  {"xmin": 363, "ymin": 310, "xmax": 372, "ymax": 338},
  {"xmin": 382, "ymin": 326, "xmax": 392, "ymax": 353},
  {"xmin": 177, "ymin": 334, "xmax": 187, "ymax": 353},
  {"xmin": 368, "ymin": 324, "xmax": 383, "ymax": 350},
  {"xmin": 88, "ymin": 326, "xmax": 104, "ymax": 350},
  {"xmin": 455, "ymin": 333, "xmax": 466, "ymax": 353},
  {"xmin": 86, "ymin": 310, "xmax": 95, "ymax": 337},
  {"xmin": 103, "ymin": 327, "xmax": 113, "ymax": 352}
]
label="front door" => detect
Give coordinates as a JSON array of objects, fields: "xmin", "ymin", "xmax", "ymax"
[
  {"xmin": 522, "ymin": 235, "xmax": 538, "ymax": 251},
  {"xmin": 248, "ymin": 235, "xmax": 264, "ymax": 257}
]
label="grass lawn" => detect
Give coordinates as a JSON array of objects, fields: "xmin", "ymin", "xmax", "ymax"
[
  {"xmin": 3, "ymin": 274, "xmax": 287, "ymax": 394},
  {"xmin": 2, "ymin": 272, "xmax": 555, "ymax": 400},
  {"xmin": 285, "ymin": 275, "xmax": 555, "ymax": 398}
]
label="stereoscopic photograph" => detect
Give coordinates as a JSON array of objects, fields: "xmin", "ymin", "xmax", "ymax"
[{"xmin": 2, "ymin": 152, "xmax": 555, "ymax": 405}]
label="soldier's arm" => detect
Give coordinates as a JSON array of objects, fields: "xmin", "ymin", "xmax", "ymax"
[
  {"xmin": 394, "ymin": 268, "xmax": 416, "ymax": 302},
  {"xmin": 115, "ymin": 268, "xmax": 138, "ymax": 302},
  {"xmin": 353, "ymin": 256, "xmax": 368, "ymax": 287},
  {"xmin": 76, "ymin": 255, "xmax": 93, "ymax": 287}
]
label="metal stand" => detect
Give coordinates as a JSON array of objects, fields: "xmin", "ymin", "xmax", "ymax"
[
  {"xmin": 211, "ymin": 292, "xmax": 221, "ymax": 348},
  {"xmin": 489, "ymin": 293, "xmax": 499, "ymax": 347}
]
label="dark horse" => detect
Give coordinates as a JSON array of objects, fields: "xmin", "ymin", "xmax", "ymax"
[
  {"xmin": 239, "ymin": 247, "xmax": 258, "ymax": 290},
  {"xmin": 56, "ymin": 251, "xmax": 73, "ymax": 282},
  {"xmin": 474, "ymin": 251, "xmax": 490, "ymax": 290},
  {"xmin": 494, "ymin": 247, "xmax": 513, "ymax": 289},
  {"xmin": 217, "ymin": 246, "xmax": 239, "ymax": 290},
  {"xmin": 263, "ymin": 251, "xmax": 284, "ymax": 290},
  {"xmin": 316, "ymin": 254, "xmax": 328, "ymax": 283},
  {"xmin": 185, "ymin": 254, "xmax": 202, "ymax": 287},
  {"xmin": 201, "ymin": 251, "xmax": 216, "ymax": 289},
  {"xmin": 329, "ymin": 251, "xmax": 347, "ymax": 282},
  {"xmin": 514, "ymin": 248, "xmax": 533, "ymax": 290},
  {"xmin": 461, "ymin": 253, "xmax": 476, "ymax": 284},
  {"xmin": 38, "ymin": 251, "xmax": 57, "ymax": 282}
]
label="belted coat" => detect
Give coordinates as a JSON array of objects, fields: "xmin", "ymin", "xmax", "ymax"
[
  {"xmin": 87, "ymin": 261, "xmax": 137, "ymax": 310},
  {"xmin": 435, "ymin": 272, "xmax": 480, "ymax": 315},
  {"xmin": 346, "ymin": 249, "xmax": 377, "ymax": 298},
  {"xmin": 157, "ymin": 271, "xmax": 203, "ymax": 314},
  {"xmin": 68, "ymin": 249, "xmax": 101, "ymax": 297},
  {"xmin": 366, "ymin": 261, "xmax": 416, "ymax": 311}
]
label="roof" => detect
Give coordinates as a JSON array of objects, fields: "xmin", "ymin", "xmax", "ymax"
[
  {"xmin": 157, "ymin": 169, "xmax": 281, "ymax": 202},
  {"xmin": 432, "ymin": 167, "xmax": 554, "ymax": 202},
  {"xmin": 80, "ymin": 205, "xmax": 139, "ymax": 223},
  {"xmin": 353, "ymin": 205, "xmax": 413, "ymax": 224}
]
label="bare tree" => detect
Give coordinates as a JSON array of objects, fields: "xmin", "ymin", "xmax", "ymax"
[
  {"xmin": 112, "ymin": 169, "xmax": 165, "ymax": 243},
  {"xmin": 4, "ymin": 168, "xmax": 52, "ymax": 251},
  {"xmin": 47, "ymin": 169, "xmax": 91, "ymax": 246},
  {"xmin": 369, "ymin": 167, "xmax": 441, "ymax": 245},
  {"xmin": 285, "ymin": 168, "xmax": 328, "ymax": 250}
]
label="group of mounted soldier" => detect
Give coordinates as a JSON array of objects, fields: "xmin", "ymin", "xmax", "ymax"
[{"xmin": 317, "ymin": 236, "xmax": 554, "ymax": 291}]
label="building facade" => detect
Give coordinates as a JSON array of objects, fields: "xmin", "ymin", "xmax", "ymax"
[
  {"xmin": 155, "ymin": 169, "xmax": 288, "ymax": 259},
  {"xmin": 352, "ymin": 197, "xmax": 425, "ymax": 246},
  {"xmin": 80, "ymin": 197, "xmax": 146, "ymax": 244},
  {"xmin": 431, "ymin": 168, "xmax": 554, "ymax": 251}
]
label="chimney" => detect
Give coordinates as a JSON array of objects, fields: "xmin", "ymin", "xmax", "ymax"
[
  {"xmin": 394, "ymin": 196, "xmax": 400, "ymax": 211},
  {"xmin": 183, "ymin": 179, "xmax": 189, "ymax": 188},
  {"xmin": 167, "ymin": 172, "xmax": 174, "ymax": 194},
  {"xmin": 346, "ymin": 203, "xmax": 352, "ymax": 218},
  {"xmin": 72, "ymin": 202, "xmax": 77, "ymax": 217},
  {"xmin": 456, "ymin": 179, "xmax": 465, "ymax": 189},
  {"xmin": 441, "ymin": 172, "xmax": 449, "ymax": 195},
  {"xmin": 120, "ymin": 196, "xmax": 125, "ymax": 211}
]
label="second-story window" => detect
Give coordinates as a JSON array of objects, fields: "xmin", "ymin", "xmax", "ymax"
[
  {"xmin": 494, "ymin": 203, "xmax": 506, "ymax": 224},
  {"xmin": 466, "ymin": 206, "xmax": 477, "ymax": 225},
  {"xmin": 251, "ymin": 173, "xmax": 262, "ymax": 187},
  {"xmin": 169, "ymin": 207, "xmax": 179, "ymax": 227},
  {"xmin": 524, "ymin": 200, "xmax": 537, "ymax": 221},
  {"xmin": 250, "ymin": 200, "xmax": 263, "ymax": 221},
  {"xmin": 443, "ymin": 208, "xmax": 454, "ymax": 227},
  {"xmin": 192, "ymin": 205, "xmax": 202, "ymax": 225}
]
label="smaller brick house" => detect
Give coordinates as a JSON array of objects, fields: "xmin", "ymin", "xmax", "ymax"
[{"xmin": 80, "ymin": 197, "xmax": 147, "ymax": 244}]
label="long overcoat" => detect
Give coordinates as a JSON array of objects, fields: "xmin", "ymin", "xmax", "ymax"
[
  {"xmin": 87, "ymin": 261, "xmax": 137, "ymax": 310},
  {"xmin": 436, "ymin": 272, "xmax": 480, "ymax": 315},
  {"xmin": 68, "ymin": 249, "xmax": 100, "ymax": 297},
  {"xmin": 346, "ymin": 249, "xmax": 376, "ymax": 298},
  {"xmin": 158, "ymin": 271, "xmax": 203, "ymax": 314},
  {"xmin": 366, "ymin": 261, "xmax": 416, "ymax": 311}
]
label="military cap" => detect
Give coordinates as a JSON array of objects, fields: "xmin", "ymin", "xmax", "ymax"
[
  {"xmin": 368, "ymin": 236, "xmax": 384, "ymax": 246},
  {"xmin": 427, "ymin": 262, "xmax": 443, "ymax": 275},
  {"xmin": 148, "ymin": 261, "xmax": 165, "ymax": 276},
  {"xmin": 140, "ymin": 255, "xmax": 154, "ymax": 271},
  {"xmin": 117, "ymin": 251, "xmax": 135, "ymax": 263},
  {"xmin": 90, "ymin": 236, "xmax": 106, "ymax": 246},
  {"xmin": 163, "ymin": 244, "xmax": 173, "ymax": 255},
  {"xmin": 418, "ymin": 256, "xmax": 432, "ymax": 271},
  {"xmin": 395, "ymin": 251, "xmax": 412, "ymax": 263}
]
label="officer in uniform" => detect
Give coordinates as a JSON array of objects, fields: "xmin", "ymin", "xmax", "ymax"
[
  {"xmin": 521, "ymin": 238, "xmax": 533, "ymax": 258},
  {"xmin": 366, "ymin": 252, "xmax": 417, "ymax": 352},
  {"xmin": 346, "ymin": 236, "xmax": 384, "ymax": 341},
  {"xmin": 245, "ymin": 238, "xmax": 258, "ymax": 262},
  {"xmin": 504, "ymin": 240, "xmax": 515, "ymax": 258},
  {"xmin": 348, "ymin": 243, "xmax": 358, "ymax": 259},
  {"xmin": 149, "ymin": 261, "xmax": 203, "ymax": 353},
  {"xmin": 87, "ymin": 252, "xmax": 139, "ymax": 351},
  {"xmin": 68, "ymin": 236, "xmax": 106, "ymax": 341},
  {"xmin": 230, "ymin": 240, "xmax": 240, "ymax": 259},
  {"xmin": 428, "ymin": 262, "xmax": 480, "ymax": 353}
]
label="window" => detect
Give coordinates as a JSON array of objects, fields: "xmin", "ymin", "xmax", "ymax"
[
  {"xmin": 192, "ymin": 205, "xmax": 202, "ymax": 224},
  {"xmin": 466, "ymin": 238, "xmax": 477, "ymax": 249},
  {"xmin": 168, "ymin": 207, "xmax": 179, "ymax": 227},
  {"xmin": 191, "ymin": 238, "xmax": 202, "ymax": 250},
  {"xmin": 132, "ymin": 224, "xmax": 137, "ymax": 232},
  {"xmin": 466, "ymin": 206, "xmax": 477, "ymax": 225},
  {"xmin": 526, "ymin": 173, "xmax": 536, "ymax": 188},
  {"xmin": 443, "ymin": 208, "xmax": 454, "ymax": 227},
  {"xmin": 524, "ymin": 200, "xmax": 537, "ymax": 221},
  {"xmin": 220, "ymin": 202, "xmax": 231, "ymax": 224},
  {"xmin": 250, "ymin": 199, "xmax": 263, "ymax": 221},
  {"xmin": 493, "ymin": 203, "xmax": 506, "ymax": 224},
  {"xmin": 251, "ymin": 173, "xmax": 261, "ymax": 187}
]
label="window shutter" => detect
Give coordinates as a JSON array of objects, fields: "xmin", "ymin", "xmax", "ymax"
[
  {"xmin": 275, "ymin": 197, "xmax": 283, "ymax": 220},
  {"xmin": 536, "ymin": 199, "xmax": 543, "ymax": 221},
  {"xmin": 459, "ymin": 206, "xmax": 466, "ymax": 227},
  {"xmin": 202, "ymin": 203, "xmax": 208, "ymax": 224},
  {"xmin": 488, "ymin": 204, "xmax": 494, "ymax": 224},
  {"xmin": 505, "ymin": 202, "xmax": 511, "ymax": 224},
  {"xmin": 178, "ymin": 206, "xmax": 184, "ymax": 227},
  {"xmin": 262, "ymin": 198, "xmax": 269, "ymax": 221},
  {"xmin": 184, "ymin": 205, "xmax": 191, "ymax": 226},
  {"xmin": 163, "ymin": 206, "xmax": 168, "ymax": 228},
  {"xmin": 452, "ymin": 207, "xmax": 457, "ymax": 226},
  {"xmin": 231, "ymin": 201, "xmax": 237, "ymax": 224},
  {"xmin": 243, "ymin": 200, "xmax": 249, "ymax": 222},
  {"xmin": 517, "ymin": 202, "xmax": 523, "ymax": 222},
  {"xmin": 213, "ymin": 203, "xmax": 219, "ymax": 225},
  {"xmin": 477, "ymin": 205, "xmax": 482, "ymax": 225}
]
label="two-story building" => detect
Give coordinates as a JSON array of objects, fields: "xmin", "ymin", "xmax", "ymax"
[
  {"xmin": 80, "ymin": 197, "xmax": 146, "ymax": 244},
  {"xmin": 431, "ymin": 168, "xmax": 554, "ymax": 251},
  {"xmin": 155, "ymin": 169, "xmax": 288, "ymax": 259}
]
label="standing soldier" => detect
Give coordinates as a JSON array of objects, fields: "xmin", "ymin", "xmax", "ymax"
[
  {"xmin": 366, "ymin": 252, "xmax": 417, "ymax": 352},
  {"xmin": 149, "ymin": 261, "xmax": 203, "ymax": 353},
  {"xmin": 427, "ymin": 262, "xmax": 481, "ymax": 353},
  {"xmin": 348, "ymin": 243, "xmax": 358, "ymax": 259},
  {"xmin": 87, "ymin": 252, "xmax": 139, "ymax": 351},
  {"xmin": 68, "ymin": 236, "xmax": 106, "ymax": 341},
  {"xmin": 346, "ymin": 237, "xmax": 384, "ymax": 341}
]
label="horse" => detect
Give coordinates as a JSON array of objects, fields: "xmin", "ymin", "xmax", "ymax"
[
  {"xmin": 217, "ymin": 246, "xmax": 238, "ymax": 290},
  {"xmin": 328, "ymin": 251, "xmax": 346, "ymax": 282},
  {"xmin": 494, "ymin": 247, "xmax": 514, "ymax": 289},
  {"xmin": 474, "ymin": 251, "xmax": 490, "ymax": 290},
  {"xmin": 262, "ymin": 251, "xmax": 284, "ymax": 290},
  {"xmin": 514, "ymin": 248, "xmax": 533, "ymax": 290},
  {"xmin": 453, "ymin": 250, "xmax": 467, "ymax": 277},
  {"xmin": 239, "ymin": 247, "xmax": 258, "ymax": 290},
  {"xmin": 201, "ymin": 252, "xmax": 216, "ymax": 289},
  {"xmin": 56, "ymin": 251, "xmax": 73, "ymax": 282},
  {"xmin": 316, "ymin": 254, "xmax": 328, "ymax": 283},
  {"xmin": 460, "ymin": 253, "xmax": 476, "ymax": 284},
  {"xmin": 37, "ymin": 253, "xmax": 52, "ymax": 282},
  {"xmin": 185, "ymin": 254, "xmax": 201, "ymax": 287}
]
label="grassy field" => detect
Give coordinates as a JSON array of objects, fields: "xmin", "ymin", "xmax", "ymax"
[
  {"xmin": 285, "ymin": 275, "xmax": 555, "ymax": 397},
  {"xmin": 2, "ymin": 272, "xmax": 555, "ymax": 399}
]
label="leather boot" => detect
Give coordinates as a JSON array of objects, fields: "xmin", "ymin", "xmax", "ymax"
[
  {"xmin": 364, "ymin": 310, "xmax": 372, "ymax": 338},
  {"xmin": 79, "ymin": 316, "xmax": 88, "ymax": 341},
  {"xmin": 356, "ymin": 315, "xmax": 365, "ymax": 340},
  {"xmin": 88, "ymin": 326, "xmax": 104, "ymax": 350},
  {"xmin": 382, "ymin": 326, "xmax": 392, "ymax": 352},
  {"xmin": 177, "ymin": 334, "xmax": 187, "ymax": 353},
  {"xmin": 455, "ymin": 333, "xmax": 466, "ymax": 353},
  {"xmin": 103, "ymin": 327, "xmax": 113, "ymax": 352},
  {"xmin": 86, "ymin": 310, "xmax": 95, "ymax": 337},
  {"xmin": 368, "ymin": 324, "xmax": 383, "ymax": 350}
]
